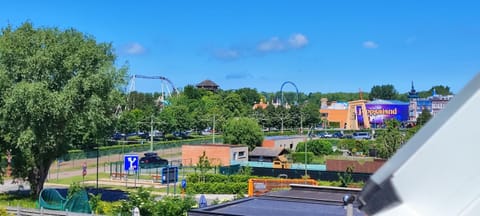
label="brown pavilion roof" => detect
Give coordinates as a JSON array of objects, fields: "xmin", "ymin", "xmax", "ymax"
[{"xmin": 196, "ymin": 79, "xmax": 219, "ymax": 88}]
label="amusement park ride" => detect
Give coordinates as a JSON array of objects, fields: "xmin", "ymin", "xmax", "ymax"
[{"xmin": 115, "ymin": 74, "xmax": 178, "ymax": 116}]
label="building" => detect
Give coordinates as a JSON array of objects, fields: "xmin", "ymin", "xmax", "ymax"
[
  {"xmin": 408, "ymin": 81, "xmax": 419, "ymax": 122},
  {"xmin": 181, "ymin": 144, "xmax": 248, "ymax": 166},
  {"xmin": 365, "ymin": 99, "xmax": 409, "ymax": 128},
  {"xmin": 249, "ymin": 147, "xmax": 289, "ymax": 163},
  {"xmin": 408, "ymin": 82, "xmax": 454, "ymax": 122},
  {"xmin": 262, "ymin": 135, "xmax": 306, "ymax": 150},
  {"xmin": 196, "ymin": 79, "xmax": 219, "ymax": 92},
  {"xmin": 429, "ymin": 91, "xmax": 454, "ymax": 116},
  {"xmin": 252, "ymin": 98, "xmax": 268, "ymax": 110},
  {"xmin": 319, "ymin": 98, "xmax": 349, "ymax": 129},
  {"xmin": 346, "ymin": 100, "xmax": 370, "ymax": 130},
  {"xmin": 189, "ymin": 184, "xmax": 365, "ymax": 216}
]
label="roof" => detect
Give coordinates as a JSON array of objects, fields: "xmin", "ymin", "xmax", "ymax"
[
  {"xmin": 264, "ymin": 135, "xmax": 305, "ymax": 141},
  {"xmin": 196, "ymin": 79, "xmax": 219, "ymax": 88},
  {"xmin": 367, "ymin": 99, "xmax": 408, "ymax": 105},
  {"xmin": 183, "ymin": 144, "xmax": 248, "ymax": 149},
  {"xmin": 250, "ymin": 147, "xmax": 288, "ymax": 157},
  {"xmin": 189, "ymin": 184, "xmax": 365, "ymax": 216}
]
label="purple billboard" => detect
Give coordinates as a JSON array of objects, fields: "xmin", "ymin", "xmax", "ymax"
[{"xmin": 366, "ymin": 104, "xmax": 409, "ymax": 124}]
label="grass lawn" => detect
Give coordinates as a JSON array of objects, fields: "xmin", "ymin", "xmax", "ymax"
[{"xmin": 0, "ymin": 193, "xmax": 37, "ymax": 208}]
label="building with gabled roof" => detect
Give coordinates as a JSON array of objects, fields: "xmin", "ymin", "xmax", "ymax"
[{"xmin": 196, "ymin": 79, "xmax": 219, "ymax": 92}]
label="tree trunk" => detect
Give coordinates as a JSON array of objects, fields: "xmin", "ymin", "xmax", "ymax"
[{"xmin": 29, "ymin": 160, "xmax": 53, "ymax": 197}]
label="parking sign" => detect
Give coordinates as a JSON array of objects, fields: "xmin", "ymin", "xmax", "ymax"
[{"xmin": 124, "ymin": 154, "xmax": 139, "ymax": 171}]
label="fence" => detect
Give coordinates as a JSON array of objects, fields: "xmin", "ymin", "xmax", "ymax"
[
  {"xmin": 6, "ymin": 206, "xmax": 98, "ymax": 216},
  {"xmin": 61, "ymin": 138, "xmax": 221, "ymax": 161},
  {"xmin": 250, "ymin": 167, "xmax": 371, "ymax": 182},
  {"xmin": 247, "ymin": 178, "xmax": 318, "ymax": 197}
]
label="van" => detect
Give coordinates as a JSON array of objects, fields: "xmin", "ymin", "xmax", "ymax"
[{"xmin": 353, "ymin": 132, "xmax": 371, "ymax": 140}]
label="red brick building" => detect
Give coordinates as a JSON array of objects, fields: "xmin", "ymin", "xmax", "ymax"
[
  {"xmin": 181, "ymin": 144, "xmax": 249, "ymax": 166},
  {"xmin": 326, "ymin": 158, "xmax": 386, "ymax": 174}
]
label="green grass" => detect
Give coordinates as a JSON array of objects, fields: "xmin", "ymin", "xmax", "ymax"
[
  {"xmin": 46, "ymin": 173, "xmax": 112, "ymax": 185},
  {"xmin": 0, "ymin": 193, "xmax": 37, "ymax": 208}
]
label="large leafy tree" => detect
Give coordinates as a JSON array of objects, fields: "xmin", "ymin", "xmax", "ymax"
[
  {"xmin": 418, "ymin": 85, "xmax": 453, "ymax": 98},
  {"xmin": 223, "ymin": 117, "xmax": 263, "ymax": 150},
  {"xmin": 0, "ymin": 22, "xmax": 125, "ymax": 195},
  {"xmin": 376, "ymin": 120, "xmax": 406, "ymax": 159},
  {"xmin": 416, "ymin": 108, "xmax": 432, "ymax": 126},
  {"xmin": 369, "ymin": 84, "xmax": 398, "ymax": 100}
]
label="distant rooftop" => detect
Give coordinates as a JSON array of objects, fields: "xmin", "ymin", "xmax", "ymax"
[
  {"xmin": 196, "ymin": 79, "xmax": 219, "ymax": 91},
  {"xmin": 264, "ymin": 135, "xmax": 306, "ymax": 141},
  {"xmin": 189, "ymin": 184, "xmax": 365, "ymax": 216},
  {"xmin": 368, "ymin": 99, "xmax": 409, "ymax": 105}
]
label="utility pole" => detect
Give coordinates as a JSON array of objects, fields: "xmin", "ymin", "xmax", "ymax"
[
  {"xmin": 150, "ymin": 116, "xmax": 154, "ymax": 152},
  {"xmin": 212, "ymin": 114, "xmax": 216, "ymax": 144}
]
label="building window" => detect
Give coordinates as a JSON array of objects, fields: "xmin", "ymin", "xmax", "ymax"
[{"xmin": 237, "ymin": 151, "xmax": 246, "ymax": 159}]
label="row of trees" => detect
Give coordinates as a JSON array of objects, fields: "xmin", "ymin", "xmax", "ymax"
[{"xmin": 0, "ymin": 22, "xmax": 442, "ymax": 197}]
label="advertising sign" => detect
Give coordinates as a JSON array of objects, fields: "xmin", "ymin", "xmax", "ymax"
[{"xmin": 366, "ymin": 104, "xmax": 409, "ymax": 124}]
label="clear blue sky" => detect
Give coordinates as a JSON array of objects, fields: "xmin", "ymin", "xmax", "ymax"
[{"xmin": 1, "ymin": 1, "xmax": 479, "ymax": 94}]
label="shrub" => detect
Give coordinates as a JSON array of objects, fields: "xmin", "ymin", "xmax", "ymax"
[{"xmin": 291, "ymin": 152, "xmax": 314, "ymax": 163}]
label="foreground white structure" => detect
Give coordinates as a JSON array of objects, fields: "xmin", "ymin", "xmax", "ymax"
[{"xmin": 360, "ymin": 73, "xmax": 480, "ymax": 216}]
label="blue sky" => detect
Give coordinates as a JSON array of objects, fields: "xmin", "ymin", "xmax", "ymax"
[{"xmin": 1, "ymin": 1, "xmax": 479, "ymax": 94}]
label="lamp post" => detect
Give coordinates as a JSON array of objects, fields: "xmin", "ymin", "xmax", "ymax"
[
  {"xmin": 212, "ymin": 114, "xmax": 215, "ymax": 144},
  {"xmin": 305, "ymin": 126, "xmax": 314, "ymax": 177}
]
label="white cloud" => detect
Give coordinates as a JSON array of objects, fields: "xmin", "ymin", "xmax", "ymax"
[
  {"xmin": 363, "ymin": 41, "xmax": 379, "ymax": 49},
  {"xmin": 288, "ymin": 33, "xmax": 308, "ymax": 48},
  {"xmin": 123, "ymin": 42, "xmax": 146, "ymax": 55},
  {"xmin": 257, "ymin": 37, "xmax": 285, "ymax": 52},
  {"xmin": 257, "ymin": 33, "xmax": 309, "ymax": 53}
]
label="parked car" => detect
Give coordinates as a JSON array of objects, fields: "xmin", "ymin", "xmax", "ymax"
[
  {"xmin": 139, "ymin": 152, "xmax": 169, "ymax": 169},
  {"xmin": 111, "ymin": 132, "xmax": 126, "ymax": 140},
  {"xmin": 173, "ymin": 131, "xmax": 191, "ymax": 139},
  {"xmin": 317, "ymin": 132, "xmax": 333, "ymax": 138},
  {"xmin": 352, "ymin": 132, "xmax": 371, "ymax": 140},
  {"xmin": 332, "ymin": 132, "xmax": 344, "ymax": 138}
]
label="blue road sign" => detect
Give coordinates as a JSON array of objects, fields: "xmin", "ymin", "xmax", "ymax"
[
  {"xmin": 124, "ymin": 154, "xmax": 139, "ymax": 171},
  {"xmin": 181, "ymin": 179, "xmax": 187, "ymax": 189},
  {"xmin": 161, "ymin": 166, "xmax": 178, "ymax": 184}
]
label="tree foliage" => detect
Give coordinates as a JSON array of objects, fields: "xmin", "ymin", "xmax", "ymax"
[
  {"xmin": 0, "ymin": 22, "xmax": 125, "ymax": 195},
  {"xmin": 376, "ymin": 120, "xmax": 406, "ymax": 158},
  {"xmin": 416, "ymin": 108, "xmax": 432, "ymax": 126},
  {"xmin": 115, "ymin": 187, "xmax": 196, "ymax": 216},
  {"xmin": 296, "ymin": 139, "xmax": 333, "ymax": 156},
  {"xmin": 418, "ymin": 85, "xmax": 452, "ymax": 98},
  {"xmin": 223, "ymin": 117, "xmax": 263, "ymax": 150},
  {"xmin": 369, "ymin": 84, "xmax": 398, "ymax": 100}
]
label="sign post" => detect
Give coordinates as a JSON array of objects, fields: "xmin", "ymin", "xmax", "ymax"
[
  {"xmin": 82, "ymin": 162, "xmax": 87, "ymax": 184},
  {"xmin": 181, "ymin": 179, "xmax": 187, "ymax": 198},
  {"xmin": 124, "ymin": 155, "xmax": 139, "ymax": 188}
]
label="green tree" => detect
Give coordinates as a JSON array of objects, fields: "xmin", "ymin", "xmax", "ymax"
[
  {"xmin": 296, "ymin": 140, "xmax": 333, "ymax": 156},
  {"xmin": 235, "ymin": 87, "xmax": 261, "ymax": 106},
  {"xmin": 418, "ymin": 85, "xmax": 453, "ymax": 98},
  {"xmin": 369, "ymin": 84, "xmax": 398, "ymax": 100},
  {"xmin": 0, "ymin": 22, "xmax": 125, "ymax": 195},
  {"xmin": 376, "ymin": 119, "xmax": 406, "ymax": 158},
  {"xmin": 197, "ymin": 151, "xmax": 212, "ymax": 183},
  {"xmin": 301, "ymin": 102, "xmax": 321, "ymax": 128},
  {"xmin": 223, "ymin": 117, "xmax": 263, "ymax": 150},
  {"xmin": 416, "ymin": 108, "xmax": 432, "ymax": 126}
]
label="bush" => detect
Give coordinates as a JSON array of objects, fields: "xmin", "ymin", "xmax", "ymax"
[
  {"xmin": 291, "ymin": 152, "xmax": 314, "ymax": 163},
  {"xmin": 187, "ymin": 182, "xmax": 248, "ymax": 194},
  {"xmin": 296, "ymin": 140, "xmax": 333, "ymax": 156}
]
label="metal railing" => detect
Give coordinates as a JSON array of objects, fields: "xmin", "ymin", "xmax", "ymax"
[{"xmin": 6, "ymin": 206, "xmax": 99, "ymax": 216}]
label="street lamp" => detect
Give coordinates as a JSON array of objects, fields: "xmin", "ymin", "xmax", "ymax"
[{"xmin": 305, "ymin": 126, "xmax": 314, "ymax": 177}]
